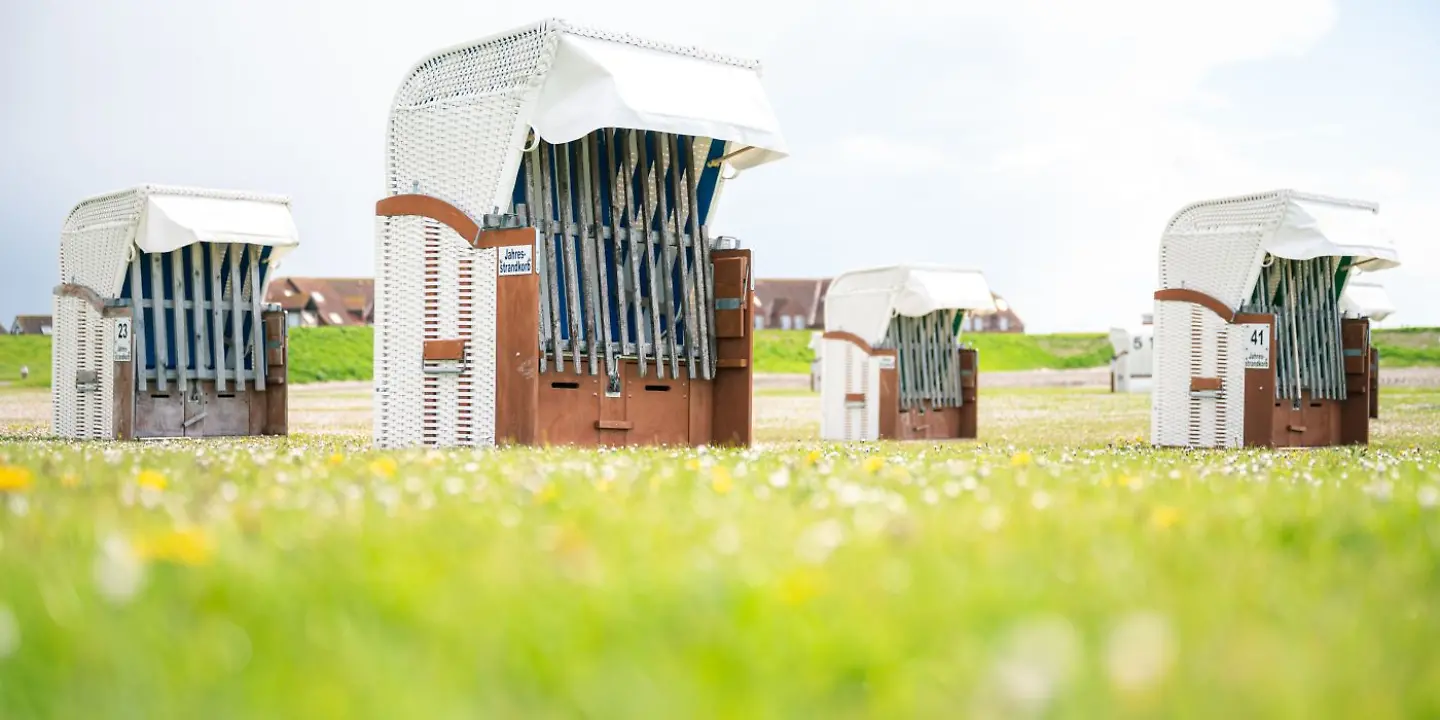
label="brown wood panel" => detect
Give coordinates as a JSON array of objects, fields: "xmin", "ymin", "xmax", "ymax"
[
  {"xmin": 496, "ymin": 238, "xmax": 540, "ymax": 446},
  {"xmin": 1154, "ymin": 288, "xmax": 1235, "ymax": 323},
  {"xmin": 711, "ymin": 250, "xmax": 753, "ymax": 447},
  {"xmin": 113, "ymin": 358, "xmax": 134, "ymax": 441},
  {"xmin": 627, "ymin": 369, "xmax": 691, "ymax": 446},
  {"xmin": 208, "ymin": 389, "xmax": 255, "ymax": 437},
  {"xmin": 376, "ymin": 194, "xmax": 480, "ymax": 244},
  {"xmin": 843, "ymin": 392, "xmax": 866, "ymax": 404},
  {"xmin": 598, "ymin": 359, "xmax": 630, "ymax": 447},
  {"xmin": 263, "ymin": 312, "xmax": 288, "ymax": 436},
  {"xmin": 877, "ymin": 351, "xmax": 899, "ymax": 440},
  {"xmin": 1235, "ymin": 313, "xmax": 1277, "ymax": 448},
  {"xmin": 821, "ymin": 331, "xmax": 875, "ymax": 355},
  {"xmin": 1370, "ymin": 348, "xmax": 1380, "ymax": 419},
  {"xmin": 248, "ymin": 383, "xmax": 268, "ymax": 436},
  {"xmin": 1340, "ymin": 318, "xmax": 1370, "ymax": 445},
  {"xmin": 423, "ymin": 339, "xmax": 468, "ymax": 361},
  {"xmin": 687, "ymin": 371, "xmax": 714, "ymax": 446},
  {"xmin": 536, "ymin": 374, "xmax": 602, "ymax": 446},
  {"xmin": 712, "ymin": 254, "xmax": 749, "ymax": 340},
  {"xmin": 1190, "ymin": 377, "xmax": 1223, "ymax": 392},
  {"xmin": 134, "ymin": 391, "xmax": 185, "ymax": 439},
  {"xmin": 958, "ymin": 348, "xmax": 978, "ymax": 438}
]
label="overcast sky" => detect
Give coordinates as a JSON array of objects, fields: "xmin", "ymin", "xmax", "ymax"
[{"xmin": 2, "ymin": 0, "xmax": 1435, "ymax": 332}]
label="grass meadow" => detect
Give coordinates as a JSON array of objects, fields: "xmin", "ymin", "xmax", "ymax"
[{"xmin": 0, "ymin": 386, "xmax": 1438, "ymax": 717}]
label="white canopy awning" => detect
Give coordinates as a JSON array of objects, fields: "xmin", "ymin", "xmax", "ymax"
[
  {"xmin": 1267, "ymin": 197, "xmax": 1401, "ymax": 271},
  {"xmin": 532, "ymin": 33, "xmax": 787, "ymax": 171},
  {"xmin": 825, "ymin": 265, "xmax": 995, "ymax": 346},
  {"xmin": 1340, "ymin": 280, "xmax": 1397, "ymax": 322},
  {"xmin": 137, "ymin": 194, "xmax": 301, "ymax": 255}
]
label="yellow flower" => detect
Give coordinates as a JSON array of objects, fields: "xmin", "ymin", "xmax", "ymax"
[
  {"xmin": 368, "ymin": 457, "xmax": 398, "ymax": 478},
  {"xmin": 711, "ymin": 466, "xmax": 734, "ymax": 495},
  {"xmin": 327, "ymin": 453, "xmax": 345, "ymax": 467},
  {"xmin": 134, "ymin": 528, "xmax": 213, "ymax": 565},
  {"xmin": 685, "ymin": 459, "xmax": 701, "ymax": 471},
  {"xmin": 804, "ymin": 450, "xmax": 822, "ymax": 466},
  {"xmin": 1118, "ymin": 475, "xmax": 1142, "ymax": 490},
  {"xmin": 0, "ymin": 465, "xmax": 33, "ymax": 492},
  {"xmin": 596, "ymin": 479, "xmax": 611, "ymax": 494},
  {"xmin": 61, "ymin": 473, "xmax": 80, "ymax": 488},
  {"xmin": 137, "ymin": 470, "xmax": 167, "ymax": 491},
  {"xmin": 1150, "ymin": 506, "xmax": 1182, "ymax": 530},
  {"xmin": 536, "ymin": 483, "xmax": 560, "ymax": 504},
  {"xmin": 777, "ymin": 568, "xmax": 825, "ymax": 606},
  {"xmin": 863, "ymin": 456, "xmax": 885, "ymax": 474},
  {"xmin": 1010, "ymin": 452, "xmax": 1033, "ymax": 467}
]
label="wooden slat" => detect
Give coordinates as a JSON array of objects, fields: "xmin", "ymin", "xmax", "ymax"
[
  {"xmin": 525, "ymin": 147, "xmax": 551, "ymax": 373},
  {"xmin": 210, "ymin": 245, "xmax": 228, "ymax": 392},
  {"xmin": 168, "ymin": 250, "xmax": 191, "ymax": 392},
  {"xmin": 539, "ymin": 143, "xmax": 565, "ymax": 372},
  {"xmin": 190, "ymin": 244, "xmax": 211, "ymax": 379},
  {"xmin": 423, "ymin": 339, "xmax": 467, "ymax": 361},
  {"xmin": 576, "ymin": 135, "xmax": 601, "ymax": 376},
  {"xmin": 638, "ymin": 133, "xmax": 667, "ymax": 378},
  {"xmin": 653, "ymin": 134, "xmax": 680, "ymax": 379},
  {"xmin": 669, "ymin": 133, "xmax": 697, "ymax": 378},
  {"xmin": 684, "ymin": 137, "xmax": 713, "ymax": 380},
  {"xmin": 623, "ymin": 131, "xmax": 649, "ymax": 377},
  {"xmin": 585, "ymin": 133, "xmax": 615, "ymax": 377},
  {"xmin": 249, "ymin": 245, "xmax": 266, "ymax": 391},
  {"xmin": 129, "ymin": 250, "xmax": 148, "ymax": 392},
  {"xmin": 148, "ymin": 252, "xmax": 170, "ymax": 392},
  {"xmin": 229, "ymin": 243, "xmax": 245, "ymax": 389},
  {"xmin": 607, "ymin": 129, "xmax": 632, "ymax": 360}
]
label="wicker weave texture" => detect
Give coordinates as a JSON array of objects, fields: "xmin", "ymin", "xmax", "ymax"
[
  {"xmin": 819, "ymin": 340, "xmax": 880, "ymax": 441},
  {"xmin": 1153, "ymin": 192, "xmax": 1298, "ymax": 448},
  {"xmin": 53, "ymin": 185, "xmax": 291, "ymax": 440},
  {"xmin": 378, "ymin": 20, "xmax": 757, "ymax": 448}
]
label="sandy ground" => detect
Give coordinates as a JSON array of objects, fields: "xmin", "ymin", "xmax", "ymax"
[{"xmin": 4, "ymin": 367, "xmax": 1437, "ymax": 438}]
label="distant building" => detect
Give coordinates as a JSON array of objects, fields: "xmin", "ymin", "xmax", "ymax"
[
  {"xmin": 265, "ymin": 278, "xmax": 374, "ymax": 328},
  {"xmin": 9, "ymin": 315, "xmax": 53, "ymax": 336},
  {"xmin": 753, "ymin": 278, "xmax": 830, "ymax": 330},
  {"xmin": 754, "ymin": 279, "xmax": 1024, "ymax": 333},
  {"xmin": 961, "ymin": 293, "xmax": 1025, "ymax": 333}
]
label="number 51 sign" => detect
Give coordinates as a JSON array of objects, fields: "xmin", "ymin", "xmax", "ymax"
[{"xmin": 1240, "ymin": 323, "xmax": 1269, "ymax": 369}]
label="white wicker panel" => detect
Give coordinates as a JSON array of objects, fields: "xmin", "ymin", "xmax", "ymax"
[
  {"xmin": 374, "ymin": 216, "xmax": 427, "ymax": 448},
  {"xmin": 388, "ymin": 26, "xmax": 552, "ymax": 224},
  {"xmin": 1151, "ymin": 301, "xmax": 1243, "ymax": 448},
  {"xmin": 820, "ymin": 339, "xmax": 859, "ymax": 441},
  {"xmin": 471, "ymin": 248, "xmax": 499, "ymax": 446},
  {"xmin": 1151, "ymin": 301, "xmax": 1191, "ymax": 447},
  {"xmin": 51, "ymin": 296, "xmax": 75, "ymax": 438}
]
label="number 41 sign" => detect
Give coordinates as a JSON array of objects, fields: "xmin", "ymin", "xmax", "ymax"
[{"xmin": 1241, "ymin": 323, "xmax": 1269, "ymax": 369}]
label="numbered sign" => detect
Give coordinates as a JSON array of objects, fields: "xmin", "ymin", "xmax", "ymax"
[
  {"xmin": 1241, "ymin": 323, "xmax": 1269, "ymax": 369},
  {"xmin": 114, "ymin": 317, "xmax": 133, "ymax": 362},
  {"xmin": 877, "ymin": 355, "xmax": 896, "ymax": 370}
]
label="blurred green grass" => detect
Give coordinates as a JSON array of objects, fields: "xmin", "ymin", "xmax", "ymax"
[{"xmin": 0, "ymin": 388, "xmax": 1439, "ymax": 717}]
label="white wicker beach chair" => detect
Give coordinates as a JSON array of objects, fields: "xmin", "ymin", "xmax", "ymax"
[
  {"xmin": 373, "ymin": 18, "xmax": 787, "ymax": 449},
  {"xmin": 52, "ymin": 185, "xmax": 298, "ymax": 439},
  {"xmin": 819, "ymin": 265, "xmax": 994, "ymax": 441},
  {"xmin": 1151, "ymin": 190, "xmax": 1400, "ymax": 448},
  {"xmin": 1109, "ymin": 316, "xmax": 1154, "ymax": 393}
]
